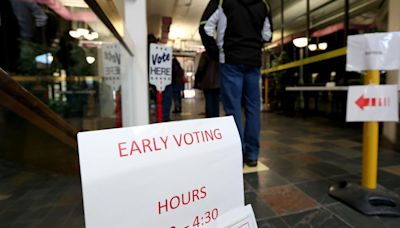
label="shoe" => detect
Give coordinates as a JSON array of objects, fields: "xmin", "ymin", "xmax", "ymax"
[{"xmin": 244, "ymin": 159, "xmax": 258, "ymax": 167}]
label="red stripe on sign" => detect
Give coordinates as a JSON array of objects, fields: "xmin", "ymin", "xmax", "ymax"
[
  {"xmin": 379, "ymin": 98, "xmax": 382, "ymax": 107},
  {"xmin": 371, "ymin": 98, "xmax": 376, "ymax": 106}
]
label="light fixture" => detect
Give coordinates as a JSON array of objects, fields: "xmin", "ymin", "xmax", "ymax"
[
  {"xmin": 318, "ymin": 42, "xmax": 328, "ymax": 50},
  {"xmin": 47, "ymin": 55, "xmax": 54, "ymax": 63},
  {"xmin": 69, "ymin": 30, "xmax": 81, "ymax": 38},
  {"xmin": 70, "ymin": 29, "xmax": 99, "ymax": 40},
  {"xmin": 86, "ymin": 56, "xmax": 95, "ymax": 64},
  {"xmin": 84, "ymin": 32, "xmax": 99, "ymax": 41},
  {"xmin": 77, "ymin": 28, "xmax": 90, "ymax": 36},
  {"xmin": 35, "ymin": 52, "xmax": 53, "ymax": 64},
  {"xmin": 293, "ymin": 37, "xmax": 308, "ymax": 48},
  {"xmin": 308, "ymin": 42, "xmax": 328, "ymax": 51},
  {"xmin": 308, "ymin": 44, "xmax": 317, "ymax": 51}
]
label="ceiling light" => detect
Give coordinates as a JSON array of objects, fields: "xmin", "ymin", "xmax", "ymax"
[
  {"xmin": 35, "ymin": 53, "xmax": 53, "ymax": 64},
  {"xmin": 47, "ymin": 55, "xmax": 54, "ymax": 63},
  {"xmin": 91, "ymin": 32, "xmax": 99, "ymax": 39},
  {"xmin": 293, "ymin": 37, "xmax": 308, "ymax": 48},
  {"xmin": 84, "ymin": 32, "xmax": 99, "ymax": 41},
  {"xmin": 318, "ymin": 42, "xmax": 328, "ymax": 50},
  {"xmin": 69, "ymin": 30, "xmax": 81, "ymax": 38},
  {"xmin": 86, "ymin": 56, "xmax": 95, "ymax": 64},
  {"xmin": 77, "ymin": 28, "xmax": 90, "ymax": 36},
  {"xmin": 308, "ymin": 44, "xmax": 317, "ymax": 51}
]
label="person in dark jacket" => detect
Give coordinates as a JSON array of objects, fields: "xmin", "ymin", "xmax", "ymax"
[
  {"xmin": 199, "ymin": 0, "xmax": 272, "ymax": 167},
  {"xmin": 171, "ymin": 57, "xmax": 184, "ymax": 113},
  {"xmin": 195, "ymin": 51, "xmax": 220, "ymax": 118}
]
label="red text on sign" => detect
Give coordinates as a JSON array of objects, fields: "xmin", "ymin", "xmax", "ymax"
[
  {"xmin": 173, "ymin": 129, "xmax": 222, "ymax": 147},
  {"xmin": 117, "ymin": 136, "xmax": 169, "ymax": 157},
  {"xmin": 158, "ymin": 186, "xmax": 207, "ymax": 215}
]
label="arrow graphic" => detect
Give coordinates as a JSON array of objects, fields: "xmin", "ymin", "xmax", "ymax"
[{"xmin": 355, "ymin": 95, "xmax": 390, "ymax": 110}]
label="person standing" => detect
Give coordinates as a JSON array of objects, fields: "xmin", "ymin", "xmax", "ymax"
[
  {"xmin": 172, "ymin": 57, "xmax": 184, "ymax": 114},
  {"xmin": 199, "ymin": 0, "xmax": 272, "ymax": 167},
  {"xmin": 194, "ymin": 51, "xmax": 220, "ymax": 118}
]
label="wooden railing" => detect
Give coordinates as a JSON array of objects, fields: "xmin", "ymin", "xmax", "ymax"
[{"xmin": 0, "ymin": 68, "xmax": 78, "ymax": 149}]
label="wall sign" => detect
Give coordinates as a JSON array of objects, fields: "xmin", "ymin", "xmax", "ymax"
[
  {"xmin": 346, "ymin": 85, "xmax": 398, "ymax": 122},
  {"xmin": 346, "ymin": 32, "xmax": 400, "ymax": 72},
  {"xmin": 149, "ymin": 43, "xmax": 172, "ymax": 92},
  {"xmin": 102, "ymin": 43, "xmax": 121, "ymax": 91},
  {"xmin": 77, "ymin": 117, "xmax": 244, "ymax": 228}
]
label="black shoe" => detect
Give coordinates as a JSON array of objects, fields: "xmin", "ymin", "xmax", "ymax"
[{"xmin": 244, "ymin": 159, "xmax": 258, "ymax": 167}]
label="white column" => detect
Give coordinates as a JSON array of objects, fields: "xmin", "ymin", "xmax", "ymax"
[
  {"xmin": 383, "ymin": 0, "xmax": 400, "ymax": 145},
  {"xmin": 119, "ymin": 0, "xmax": 149, "ymax": 126}
]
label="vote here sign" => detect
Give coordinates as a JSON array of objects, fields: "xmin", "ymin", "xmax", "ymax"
[
  {"xmin": 346, "ymin": 85, "xmax": 398, "ymax": 122},
  {"xmin": 149, "ymin": 43, "xmax": 172, "ymax": 92},
  {"xmin": 102, "ymin": 43, "xmax": 121, "ymax": 91},
  {"xmin": 77, "ymin": 117, "xmax": 244, "ymax": 228}
]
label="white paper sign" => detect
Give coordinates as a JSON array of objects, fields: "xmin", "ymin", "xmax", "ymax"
[
  {"xmin": 77, "ymin": 117, "xmax": 244, "ymax": 228},
  {"xmin": 149, "ymin": 43, "xmax": 172, "ymax": 91},
  {"xmin": 102, "ymin": 43, "xmax": 121, "ymax": 91},
  {"xmin": 216, "ymin": 205, "xmax": 257, "ymax": 228},
  {"xmin": 346, "ymin": 85, "xmax": 398, "ymax": 122},
  {"xmin": 346, "ymin": 32, "xmax": 400, "ymax": 72}
]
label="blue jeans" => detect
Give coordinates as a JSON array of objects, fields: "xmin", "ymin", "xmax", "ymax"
[{"xmin": 220, "ymin": 63, "xmax": 260, "ymax": 161}]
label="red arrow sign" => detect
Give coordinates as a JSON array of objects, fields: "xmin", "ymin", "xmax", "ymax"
[{"xmin": 355, "ymin": 95, "xmax": 390, "ymax": 110}]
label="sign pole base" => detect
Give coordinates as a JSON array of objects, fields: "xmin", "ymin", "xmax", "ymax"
[{"xmin": 329, "ymin": 181, "xmax": 400, "ymax": 216}]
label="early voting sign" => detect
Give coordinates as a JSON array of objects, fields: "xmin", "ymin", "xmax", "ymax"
[
  {"xmin": 149, "ymin": 43, "xmax": 172, "ymax": 91},
  {"xmin": 346, "ymin": 32, "xmax": 400, "ymax": 72},
  {"xmin": 102, "ymin": 43, "xmax": 121, "ymax": 91},
  {"xmin": 77, "ymin": 117, "xmax": 244, "ymax": 228},
  {"xmin": 346, "ymin": 85, "xmax": 398, "ymax": 122}
]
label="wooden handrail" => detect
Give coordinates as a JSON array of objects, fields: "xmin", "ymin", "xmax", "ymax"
[{"xmin": 0, "ymin": 68, "xmax": 78, "ymax": 149}]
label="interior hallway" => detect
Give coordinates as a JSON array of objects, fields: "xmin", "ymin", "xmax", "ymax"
[{"xmin": 1, "ymin": 96, "xmax": 400, "ymax": 227}]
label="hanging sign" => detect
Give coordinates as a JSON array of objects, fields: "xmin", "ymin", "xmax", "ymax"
[
  {"xmin": 346, "ymin": 32, "xmax": 400, "ymax": 72},
  {"xmin": 102, "ymin": 43, "xmax": 121, "ymax": 91},
  {"xmin": 77, "ymin": 116, "xmax": 244, "ymax": 228},
  {"xmin": 149, "ymin": 43, "xmax": 172, "ymax": 92},
  {"xmin": 346, "ymin": 85, "xmax": 398, "ymax": 122}
]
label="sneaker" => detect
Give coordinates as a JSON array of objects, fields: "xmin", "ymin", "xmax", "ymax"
[{"xmin": 244, "ymin": 159, "xmax": 258, "ymax": 167}]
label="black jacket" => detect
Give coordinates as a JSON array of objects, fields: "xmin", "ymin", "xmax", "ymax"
[{"xmin": 199, "ymin": 0, "xmax": 272, "ymax": 67}]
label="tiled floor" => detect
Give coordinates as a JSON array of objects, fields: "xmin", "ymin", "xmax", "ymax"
[{"xmin": 2, "ymin": 97, "xmax": 400, "ymax": 227}]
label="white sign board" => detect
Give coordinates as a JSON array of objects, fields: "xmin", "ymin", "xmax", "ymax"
[
  {"xmin": 149, "ymin": 43, "xmax": 172, "ymax": 92},
  {"xmin": 102, "ymin": 43, "xmax": 121, "ymax": 91},
  {"xmin": 346, "ymin": 32, "xmax": 400, "ymax": 72},
  {"xmin": 346, "ymin": 85, "xmax": 398, "ymax": 122},
  {"xmin": 216, "ymin": 205, "xmax": 257, "ymax": 228},
  {"xmin": 77, "ymin": 117, "xmax": 244, "ymax": 228}
]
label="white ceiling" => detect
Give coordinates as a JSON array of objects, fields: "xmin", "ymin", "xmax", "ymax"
[
  {"xmin": 147, "ymin": 0, "xmax": 383, "ymax": 46},
  {"xmin": 59, "ymin": 0, "xmax": 88, "ymax": 8},
  {"xmin": 147, "ymin": 0, "xmax": 208, "ymax": 40}
]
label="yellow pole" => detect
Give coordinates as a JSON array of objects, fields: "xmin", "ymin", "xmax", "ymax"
[
  {"xmin": 361, "ymin": 70, "xmax": 380, "ymax": 189},
  {"xmin": 264, "ymin": 78, "xmax": 269, "ymax": 111}
]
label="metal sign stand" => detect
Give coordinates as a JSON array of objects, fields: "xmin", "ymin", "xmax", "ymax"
[{"xmin": 329, "ymin": 70, "xmax": 400, "ymax": 216}]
